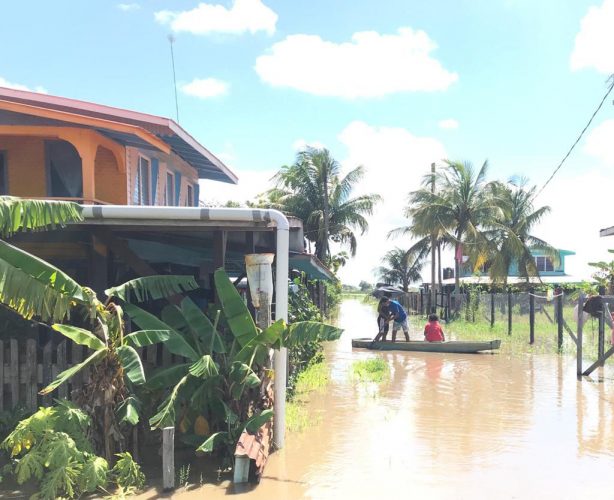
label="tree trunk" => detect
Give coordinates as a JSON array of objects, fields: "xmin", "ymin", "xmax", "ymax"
[
  {"xmin": 322, "ymin": 166, "xmax": 330, "ymax": 261},
  {"xmin": 454, "ymin": 240, "xmax": 461, "ymax": 315},
  {"xmin": 430, "ymin": 163, "xmax": 436, "ymax": 313}
]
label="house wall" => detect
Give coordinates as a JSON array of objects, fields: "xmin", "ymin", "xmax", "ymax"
[
  {"xmin": 95, "ymin": 146, "xmax": 127, "ymax": 205},
  {"xmin": 0, "ymin": 136, "xmax": 46, "ymax": 197},
  {"xmin": 126, "ymin": 146, "xmax": 200, "ymax": 206}
]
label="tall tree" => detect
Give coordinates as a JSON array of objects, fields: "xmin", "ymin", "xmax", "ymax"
[
  {"xmin": 485, "ymin": 179, "xmax": 559, "ymax": 285},
  {"xmin": 377, "ymin": 248, "xmax": 424, "ymax": 292},
  {"xmin": 266, "ymin": 147, "xmax": 381, "ymax": 261},
  {"xmin": 406, "ymin": 160, "xmax": 500, "ymax": 309}
]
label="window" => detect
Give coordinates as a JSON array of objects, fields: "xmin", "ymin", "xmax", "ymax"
[
  {"xmin": 0, "ymin": 152, "xmax": 6, "ymax": 195},
  {"xmin": 187, "ymin": 184, "xmax": 194, "ymax": 207},
  {"xmin": 134, "ymin": 156, "xmax": 151, "ymax": 205},
  {"xmin": 534, "ymin": 256, "xmax": 554, "ymax": 272},
  {"xmin": 165, "ymin": 172, "xmax": 174, "ymax": 206}
]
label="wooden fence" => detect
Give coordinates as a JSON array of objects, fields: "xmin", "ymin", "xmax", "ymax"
[{"xmin": 0, "ymin": 339, "xmax": 181, "ymax": 412}]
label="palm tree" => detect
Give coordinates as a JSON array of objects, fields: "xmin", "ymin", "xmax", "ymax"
[
  {"xmin": 485, "ymin": 179, "xmax": 559, "ymax": 285},
  {"xmin": 406, "ymin": 160, "xmax": 501, "ymax": 310},
  {"xmin": 266, "ymin": 147, "xmax": 381, "ymax": 261},
  {"xmin": 376, "ymin": 248, "xmax": 424, "ymax": 292}
]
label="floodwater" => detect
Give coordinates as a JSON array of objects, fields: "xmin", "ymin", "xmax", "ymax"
[{"xmin": 166, "ymin": 299, "xmax": 614, "ymax": 499}]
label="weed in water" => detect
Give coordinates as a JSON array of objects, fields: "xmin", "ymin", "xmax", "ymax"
[
  {"xmin": 351, "ymin": 358, "xmax": 390, "ymax": 383},
  {"xmin": 286, "ymin": 361, "xmax": 328, "ymax": 433},
  {"xmin": 177, "ymin": 464, "xmax": 191, "ymax": 489}
]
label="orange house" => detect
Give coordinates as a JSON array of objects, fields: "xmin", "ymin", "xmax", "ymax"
[{"xmin": 0, "ymin": 87, "xmax": 237, "ymax": 205}]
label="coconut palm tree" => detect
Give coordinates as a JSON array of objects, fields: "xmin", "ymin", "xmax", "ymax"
[
  {"xmin": 376, "ymin": 248, "xmax": 424, "ymax": 292},
  {"xmin": 266, "ymin": 147, "xmax": 381, "ymax": 261},
  {"xmin": 405, "ymin": 160, "xmax": 501, "ymax": 310},
  {"xmin": 485, "ymin": 179, "xmax": 559, "ymax": 285}
]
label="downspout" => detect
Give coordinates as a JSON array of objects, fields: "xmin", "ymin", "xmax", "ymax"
[{"xmin": 80, "ymin": 205, "xmax": 290, "ymax": 448}]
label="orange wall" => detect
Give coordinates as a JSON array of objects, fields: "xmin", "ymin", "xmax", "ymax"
[
  {"xmin": 95, "ymin": 146, "xmax": 127, "ymax": 204},
  {"xmin": 0, "ymin": 136, "xmax": 46, "ymax": 196}
]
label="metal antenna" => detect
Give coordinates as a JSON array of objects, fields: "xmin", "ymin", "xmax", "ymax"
[{"xmin": 168, "ymin": 34, "xmax": 180, "ymax": 123}]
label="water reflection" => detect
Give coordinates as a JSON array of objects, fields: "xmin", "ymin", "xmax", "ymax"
[{"xmin": 169, "ymin": 299, "xmax": 614, "ymax": 499}]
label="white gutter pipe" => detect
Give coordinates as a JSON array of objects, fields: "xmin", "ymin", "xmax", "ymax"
[{"xmin": 80, "ymin": 205, "xmax": 289, "ymax": 448}]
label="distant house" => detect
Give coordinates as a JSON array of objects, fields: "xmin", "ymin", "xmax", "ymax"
[{"xmin": 441, "ymin": 248, "xmax": 577, "ymax": 285}]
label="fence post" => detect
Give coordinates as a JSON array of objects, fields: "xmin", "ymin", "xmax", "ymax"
[
  {"xmin": 162, "ymin": 427, "xmax": 175, "ymax": 491},
  {"xmin": 490, "ymin": 289, "xmax": 495, "ymax": 328},
  {"xmin": 529, "ymin": 289, "xmax": 535, "ymax": 344},
  {"xmin": 419, "ymin": 289, "xmax": 423, "ymax": 315},
  {"xmin": 507, "ymin": 290, "xmax": 512, "ymax": 336},
  {"xmin": 598, "ymin": 304, "xmax": 605, "ymax": 365},
  {"xmin": 447, "ymin": 290, "xmax": 452, "ymax": 322},
  {"xmin": 556, "ymin": 291, "xmax": 564, "ymax": 351},
  {"xmin": 577, "ymin": 293, "xmax": 584, "ymax": 378}
]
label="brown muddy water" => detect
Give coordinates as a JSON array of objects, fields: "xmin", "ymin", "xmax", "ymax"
[{"xmin": 148, "ymin": 299, "xmax": 614, "ymax": 499}]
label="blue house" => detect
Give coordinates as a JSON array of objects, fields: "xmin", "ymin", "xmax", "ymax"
[{"xmin": 445, "ymin": 248, "xmax": 577, "ymax": 285}]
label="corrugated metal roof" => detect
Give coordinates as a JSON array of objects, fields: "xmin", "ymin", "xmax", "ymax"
[{"xmin": 0, "ymin": 86, "xmax": 238, "ymax": 184}]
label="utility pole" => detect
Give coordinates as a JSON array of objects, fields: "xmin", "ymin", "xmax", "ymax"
[{"xmin": 430, "ymin": 162, "xmax": 436, "ymax": 314}]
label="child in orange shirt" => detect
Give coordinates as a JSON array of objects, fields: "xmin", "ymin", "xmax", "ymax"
[{"xmin": 424, "ymin": 314, "xmax": 445, "ymax": 342}]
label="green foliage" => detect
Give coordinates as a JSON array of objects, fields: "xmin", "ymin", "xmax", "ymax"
[
  {"xmin": 588, "ymin": 250, "xmax": 614, "ymax": 294},
  {"xmin": 104, "ymin": 275, "xmax": 199, "ymax": 303},
  {"xmin": 377, "ymin": 247, "xmax": 423, "ymax": 292},
  {"xmin": 0, "ymin": 196, "xmax": 83, "ymax": 239},
  {"xmin": 351, "ymin": 358, "xmax": 390, "ymax": 383},
  {"xmin": 111, "ymin": 452, "xmax": 145, "ymax": 491},
  {"xmin": 0, "ymin": 401, "xmax": 139, "ymax": 499}
]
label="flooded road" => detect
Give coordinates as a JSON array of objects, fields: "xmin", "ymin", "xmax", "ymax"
[{"xmin": 173, "ymin": 299, "xmax": 614, "ymax": 499}]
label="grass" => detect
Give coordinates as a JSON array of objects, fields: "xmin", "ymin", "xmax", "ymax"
[
  {"xmin": 351, "ymin": 358, "xmax": 390, "ymax": 383},
  {"xmin": 285, "ymin": 361, "xmax": 329, "ymax": 433}
]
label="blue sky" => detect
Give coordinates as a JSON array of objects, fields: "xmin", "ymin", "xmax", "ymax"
[{"xmin": 2, "ymin": 0, "xmax": 614, "ymax": 284}]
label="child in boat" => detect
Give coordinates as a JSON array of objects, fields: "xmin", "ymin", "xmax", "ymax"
[
  {"xmin": 373, "ymin": 297, "xmax": 392, "ymax": 342},
  {"xmin": 424, "ymin": 314, "xmax": 445, "ymax": 342}
]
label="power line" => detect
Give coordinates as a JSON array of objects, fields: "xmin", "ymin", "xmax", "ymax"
[{"xmin": 535, "ymin": 74, "xmax": 614, "ymax": 198}]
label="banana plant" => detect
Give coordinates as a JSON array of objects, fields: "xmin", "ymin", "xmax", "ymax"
[{"xmin": 119, "ymin": 268, "xmax": 342, "ymax": 460}]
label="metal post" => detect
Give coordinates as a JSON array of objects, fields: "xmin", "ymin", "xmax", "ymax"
[
  {"xmin": 529, "ymin": 289, "xmax": 535, "ymax": 344},
  {"xmin": 490, "ymin": 289, "xmax": 495, "ymax": 328},
  {"xmin": 557, "ymin": 291, "xmax": 564, "ymax": 351},
  {"xmin": 577, "ymin": 293, "xmax": 584, "ymax": 378},
  {"xmin": 507, "ymin": 289, "xmax": 512, "ymax": 336}
]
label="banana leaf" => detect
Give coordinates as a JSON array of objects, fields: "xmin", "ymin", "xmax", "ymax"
[
  {"xmin": 146, "ymin": 363, "xmax": 191, "ymax": 391},
  {"xmin": 105, "ymin": 275, "xmax": 198, "ymax": 303},
  {"xmin": 0, "ymin": 196, "xmax": 82, "ymax": 239},
  {"xmin": 117, "ymin": 396, "xmax": 140, "ymax": 426},
  {"xmin": 283, "ymin": 322, "xmax": 343, "ymax": 347},
  {"xmin": 214, "ymin": 268, "xmax": 258, "ymax": 347},
  {"xmin": 124, "ymin": 330, "xmax": 170, "ymax": 348},
  {"xmin": 180, "ymin": 298, "xmax": 226, "ymax": 354},
  {"xmin": 0, "ymin": 240, "xmax": 88, "ymax": 322},
  {"xmin": 149, "ymin": 375, "xmax": 189, "ymax": 429},
  {"xmin": 233, "ymin": 319, "xmax": 285, "ymax": 366},
  {"xmin": 244, "ymin": 409, "xmax": 274, "ymax": 433},
  {"xmin": 117, "ymin": 345, "xmax": 146, "ymax": 385},
  {"xmin": 195, "ymin": 431, "xmax": 229, "ymax": 453},
  {"xmin": 188, "ymin": 355, "xmax": 219, "ymax": 379},
  {"xmin": 124, "ymin": 303, "xmax": 199, "ymax": 360},
  {"xmin": 40, "ymin": 349, "xmax": 106, "ymax": 395},
  {"xmin": 52, "ymin": 324, "xmax": 106, "ymax": 351}
]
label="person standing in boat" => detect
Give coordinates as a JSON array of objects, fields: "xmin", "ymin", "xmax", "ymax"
[
  {"xmin": 424, "ymin": 313, "xmax": 446, "ymax": 342},
  {"xmin": 373, "ymin": 297, "xmax": 392, "ymax": 342},
  {"xmin": 382, "ymin": 297, "xmax": 410, "ymax": 342}
]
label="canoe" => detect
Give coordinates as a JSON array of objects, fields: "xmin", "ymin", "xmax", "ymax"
[{"xmin": 351, "ymin": 338, "xmax": 501, "ymax": 354}]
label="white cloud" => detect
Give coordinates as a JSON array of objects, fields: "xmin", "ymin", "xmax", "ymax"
[
  {"xmin": 155, "ymin": 0, "xmax": 277, "ymax": 36},
  {"xmin": 180, "ymin": 78, "xmax": 229, "ymax": 99},
  {"xmin": 0, "ymin": 76, "xmax": 47, "ymax": 94},
  {"xmin": 117, "ymin": 3, "xmax": 140, "ymax": 11},
  {"xmin": 335, "ymin": 121, "xmax": 447, "ymax": 285},
  {"xmin": 584, "ymin": 119, "xmax": 614, "ymax": 165},
  {"xmin": 438, "ymin": 118, "xmax": 459, "ymax": 130},
  {"xmin": 255, "ymin": 28, "xmax": 458, "ymax": 98},
  {"xmin": 570, "ymin": 0, "xmax": 614, "ymax": 74},
  {"xmin": 292, "ymin": 139, "xmax": 326, "ymax": 151}
]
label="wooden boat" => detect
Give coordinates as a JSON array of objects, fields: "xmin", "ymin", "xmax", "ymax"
[{"xmin": 351, "ymin": 338, "xmax": 501, "ymax": 354}]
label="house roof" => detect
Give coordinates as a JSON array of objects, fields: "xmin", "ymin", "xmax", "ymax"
[
  {"xmin": 441, "ymin": 275, "xmax": 582, "ymax": 286},
  {"xmin": 600, "ymin": 226, "xmax": 614, "ymax": 237},
  {"xmin": 0, "ymin": 87, "xmax": 238, "ymax": 184}
]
